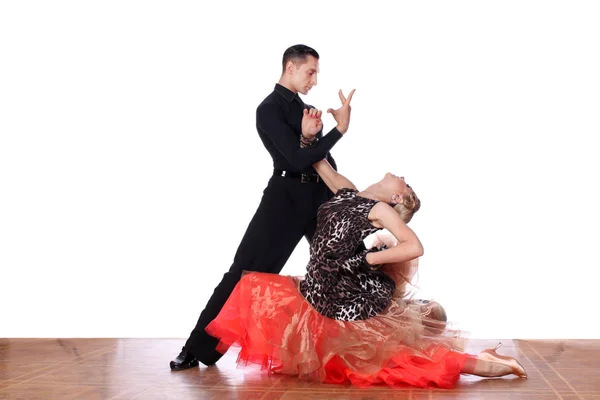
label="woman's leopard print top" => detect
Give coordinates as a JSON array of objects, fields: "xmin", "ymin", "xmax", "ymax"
[{"xmin": 299, "ymin": 188, "xmax": 395, "ymax": 321}]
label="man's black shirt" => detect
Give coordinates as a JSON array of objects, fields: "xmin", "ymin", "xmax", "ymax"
[{"xmin": 256, "ymin": 84, "xmax": 341, "ymax": 173}]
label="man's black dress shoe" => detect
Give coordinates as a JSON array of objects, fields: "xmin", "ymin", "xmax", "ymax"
[{"xmin": 169, "ymin": 346, "xmax": 199, "ymax": 371}]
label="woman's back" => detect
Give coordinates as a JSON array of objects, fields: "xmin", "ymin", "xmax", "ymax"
[{"xmin": 300, "ymin": 188, "xmax": 396, "ymax": 321}]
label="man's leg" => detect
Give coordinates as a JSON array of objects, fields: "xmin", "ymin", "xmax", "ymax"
[
  {"xmin": 303, "ymin": 184, "xmax": 334, "ymax": 243},
  {"xmin": 172, "ymin": 181, "xmax": 306, "ymax": 368}
]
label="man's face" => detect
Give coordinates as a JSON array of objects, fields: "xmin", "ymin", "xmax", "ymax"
[{"xmin": 291, "ymin": 55, "xmax": 319, "ymax": 95}]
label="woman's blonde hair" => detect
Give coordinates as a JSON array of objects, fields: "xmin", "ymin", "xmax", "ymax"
[{"xmin": 393, "ymin": 190, "xmax": 421, "ymax": 223}]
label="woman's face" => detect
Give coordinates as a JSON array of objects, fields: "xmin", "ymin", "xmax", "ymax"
[{"xmin": 383, "ymin": 173, "xmax": 412, "ymax": 196}]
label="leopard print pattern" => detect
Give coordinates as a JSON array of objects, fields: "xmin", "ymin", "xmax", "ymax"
[{"xmin": 299, "ymin": 188, "xmax": 395, "ymax": 321}]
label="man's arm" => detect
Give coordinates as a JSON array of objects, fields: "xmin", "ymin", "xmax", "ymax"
[
  {"xmin": 301, "ymin": 89, "xmax": 354, "ymax": 171},
  {"xmin": 299, "ymin": 129, "xmax": 338, "ymax": 171},
  {"xmin": 257, "ymin": 103, "xmax": 343, "ymax": 170}
]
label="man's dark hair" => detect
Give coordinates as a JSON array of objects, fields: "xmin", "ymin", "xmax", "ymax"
[{"xmin": 282, "ymin": 44, "xmax": 319, "ymax": 73}]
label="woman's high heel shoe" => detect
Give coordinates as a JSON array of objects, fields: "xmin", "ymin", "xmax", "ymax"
[{"xmin": 478, "ymin": 342, "xmax": 528, "ymax": 378}]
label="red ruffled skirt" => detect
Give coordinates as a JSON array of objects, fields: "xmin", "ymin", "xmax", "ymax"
[{"xmin": 205, "ymin": 272, "xmax": 469, "ymax": 388}]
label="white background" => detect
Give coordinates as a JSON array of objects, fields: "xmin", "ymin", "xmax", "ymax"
[{"xmin": 1, "ymin": 1, "xmax": 599, "ymax": 339}]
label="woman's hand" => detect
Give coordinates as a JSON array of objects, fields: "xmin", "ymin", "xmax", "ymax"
[{"xmin": 301, "ymin": 108, "xmax": 322, "ymax": 138}]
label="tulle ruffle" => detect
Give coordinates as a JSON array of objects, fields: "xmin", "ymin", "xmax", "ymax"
[{"xmin": 205, "ymin": 271, "xmax": 468, "ymax": 388}]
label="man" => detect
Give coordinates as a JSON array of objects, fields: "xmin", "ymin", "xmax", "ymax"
[{"xmin": 170, "ymin": 44, "xmax": 355, "ymax": 370}]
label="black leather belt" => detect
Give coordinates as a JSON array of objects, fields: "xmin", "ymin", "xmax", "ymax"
[{"xmin": 273, "ymin": 169, "xmax": 322, "ymax": 183}]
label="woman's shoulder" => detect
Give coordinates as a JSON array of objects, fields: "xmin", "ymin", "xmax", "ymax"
[{"xmin": 335, "ymin": 187, "xmax": 358, "ymax": 196}]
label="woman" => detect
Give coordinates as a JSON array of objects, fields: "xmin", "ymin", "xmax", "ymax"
[{"xmin": 205, "ymin": 159, "xmax": 527, "ymax": 388}]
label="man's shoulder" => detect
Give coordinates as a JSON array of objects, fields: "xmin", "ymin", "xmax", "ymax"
[
  {"xmin": 257, "ymin": 91, "xmax": 284, "ymax": 113},
  {"xmin": 258, "ymin": 90, "xmax": 278, "ymax": 106}
]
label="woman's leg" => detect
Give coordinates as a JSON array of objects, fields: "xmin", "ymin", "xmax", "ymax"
[
  {"xmin": 460, "ymin": 343, "xmax": 527, "ymax": 378},
  {"xmin": 462, "ymin": 357, "xmax": 515, "ymax": 377}
]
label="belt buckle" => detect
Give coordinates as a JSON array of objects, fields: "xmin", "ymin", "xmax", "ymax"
[{"xmin": 301, "ymin": 173, "xmax": 308, "ymax": 183}]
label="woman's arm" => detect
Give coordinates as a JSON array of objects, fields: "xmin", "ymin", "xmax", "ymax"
[
  {"xmin": 369, "ymin": 230, "xmax": 399, "ymax": 249},
  {"xmin": 365, "ymin": 202, "xmax": 424, "ymax": 266},
  {"xmin": 312, "ymin": 159, "xmax": 357, "ymax": 194}
]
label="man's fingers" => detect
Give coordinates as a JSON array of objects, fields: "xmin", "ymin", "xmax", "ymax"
[
  {"xmin": 338, "ymin": 89, "xmax": 346, "ymax": 104},
  {"xmin": 345, "ymin": 89, "xmax": 356, "ymax": 104}
]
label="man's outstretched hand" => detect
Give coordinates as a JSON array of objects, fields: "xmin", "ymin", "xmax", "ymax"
[{"xmin": 327, "ymin": 89, "xmax": 355, "ymax": 135}]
